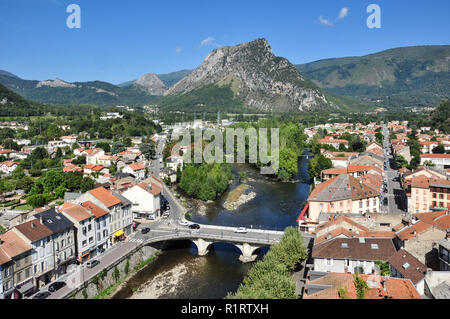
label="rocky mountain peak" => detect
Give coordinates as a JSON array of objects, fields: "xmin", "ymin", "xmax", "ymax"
[
  {"xmin": 134, "ymin": 73, "xmax": 168, "ymax": 95},
  {"xmin": 165, "ymin": 38, "xmax": 329, "ymax": 111}
]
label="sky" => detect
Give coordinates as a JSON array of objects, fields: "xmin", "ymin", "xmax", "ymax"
[{"xmin": 0, "ymin": 0, "xmax": 449, "ymax": 84}]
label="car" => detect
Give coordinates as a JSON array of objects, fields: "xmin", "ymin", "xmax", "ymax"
[
  {"xmin": 141, "ymin": 227, "xmax": 150, "ymax": 234},
  {"xmin": 234, "ymin": 227, "xmax": 247, "ymax": 233},
  {"xmin": 48, "ymin": 281, "xmax": 66, "ymax": 292},
  {"xmin": 85, "ymin": 259, "xmax": 100, "ymax": 268},
  {"xmin": 33, "ymin": 291, "xmax": 51, "ymax": 299},
  {"xmin": 383, "ymin": 198, "xmax": 388, "ymax": 205},
  {"xmin": 163, "ymin": 211, "xmax": 170, "ymax": 217},
  {"xmin": 178, "ymin": 219, "xmax": 189, "ymax": 226},
  {"xmin": 188, "ymin": 223, "xmax": 200, "ymax": 230}
]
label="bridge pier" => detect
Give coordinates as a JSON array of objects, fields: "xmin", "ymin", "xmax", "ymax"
[
  {"xmin": 236, "ymin": 243, "xmax": 260, "ymax": 263},
  {"xmin": 192, "ymin": 238, "xmax": 213, "ymax": 256}
]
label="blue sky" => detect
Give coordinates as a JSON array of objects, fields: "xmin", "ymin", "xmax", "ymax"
[{"xmin": 0, "ymin": 0, "xmax": 449, "ymax": 84}]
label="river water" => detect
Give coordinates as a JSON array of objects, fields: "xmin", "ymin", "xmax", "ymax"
[{"xmin": 113, "ymin": 152, "xmax": 311, "ymax": 299}]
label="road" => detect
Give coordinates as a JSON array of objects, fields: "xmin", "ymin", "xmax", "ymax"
[{"xmin": 381, "ymin": 124, "xmax": 407, "ymax": 214}]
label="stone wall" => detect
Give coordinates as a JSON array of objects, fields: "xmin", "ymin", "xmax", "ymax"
[{"xmin": 68, "ymin": 245, "xmax": 156, "ymax": 299}]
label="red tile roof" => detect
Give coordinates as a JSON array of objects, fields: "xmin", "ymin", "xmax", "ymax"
[
  {"xmin": 88, "ymin": 186, "xmax": 121, "ymax": 207},
  {"xmin": 81, "ymin": 201, "xmax": 109, "ymax": 219}
]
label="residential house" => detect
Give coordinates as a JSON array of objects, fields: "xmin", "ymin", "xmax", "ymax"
[
  {"xmin": 81, "ymin": 201, "xmax": 111, "ymax": 256},
  {"xmin": 122, "ymin": 182, "xmax": 161, "ymax": 220},
  {"xmin": 160, "ymin": 167, "xmax": 177, "ymax": 183},
  {"xmin": 409, "ymin": 177, "xmax": 450, "ymax": 213},
  {"xmin": 303, "ymin": 272, "xmax": 421, "ymax": 299},
  {"xmin": 123, "ymin": 162, "xmax": 146, "ymax": 180},
  {"xmin": 420, "ymin": 154, "xmax": 450, "ymax": 169},
  {"xmin": 0, "ymin": 161, "xmax": 19, "ymax": 174},
  {"xmin": 388, "ymin": 247, "xmax": 428, "ymax": 295},
  {"xmin": 76, "ymin": 186, "xmax": 133, "ymax": 243},
  {"xmin": 312, "ymin": 237, "xmax": 396, "ymax": 274},
  {"xmin": 60, "ymin": 203, "xmax": 96, "ymax": 264},
  {"xmin": 0, "ymin": 231, "xmax": 33, "ymax": 299},
  {"xmin": 13, "ymin": 219, "xmax": 55, "ymax": 289},
  {"xmin": 0, "ymin": 247, "xmax": 12, "ymax": 299},
  {"xmin": 166, "ymin": 155, "xmax": 184, "ymax": 172},
  {"xmin": 32, "ymin": 209, "xmax": 76, "ymax": 278},
  {"xmin": 305, "ymin": 174, "xmax": 380, "ymax": 224},
  {"xmin": 85, "ymin": 148, "xmax": 105, "ymax": 165},
  {"xmin": 438, "ymin": 231, "xmax": 450, "ymax": 271}
]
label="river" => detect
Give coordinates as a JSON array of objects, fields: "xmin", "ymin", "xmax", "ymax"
[{"xmin": 113, "ymin": 152, "xmax": 311, "ymax": 299}]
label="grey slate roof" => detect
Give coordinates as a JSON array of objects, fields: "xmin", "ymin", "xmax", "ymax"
[{"xmin": 33, "ymin": 208, "xmax": 74, "ymax": 234}]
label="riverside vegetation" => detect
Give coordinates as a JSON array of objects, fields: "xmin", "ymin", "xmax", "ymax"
[{"xmin": 227, "ymin": 227, "xmax": 308, "ymax": 299}]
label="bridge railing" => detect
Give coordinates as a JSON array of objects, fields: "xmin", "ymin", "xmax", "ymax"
[{"xmin": 143, "ymin": 230, "xmax": 281, "ymax": 245}]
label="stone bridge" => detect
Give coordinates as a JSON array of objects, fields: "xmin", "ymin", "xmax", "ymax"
[{"xmin": 141, "ymin": 225, "xmax": 288, "ymax": 262}]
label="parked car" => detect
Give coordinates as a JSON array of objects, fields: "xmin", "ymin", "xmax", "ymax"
[
  {"xmin": 86, "ymin": 259, "xmax": 100, "ymax": 268},
  {"xmin": 48, "ymin": 281, "xmax": 66, "ymax": 292},
  {"xmin": 234, "ymin": 227, "xmax": 247, "ymax": 233},
  {"xmin": 188, "ymin": 223, "xmax": 200, "ymax": 230},
  {"xmin": 33, "ymin": 291, "xmax": 51, "ymax": 299},
  {"xmin": 178, "ymin": 219, "xmax": 189, "ymax": 226},
  {"xmin": 141, "ymin": 227, "xmax": 150, "ymax": 234}
]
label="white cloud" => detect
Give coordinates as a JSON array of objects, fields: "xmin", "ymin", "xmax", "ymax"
[
  {"xmin": 338, "ymin": 7, "xmax": 349, "ymax": 19},
  {"xmin": 200, "ymin": 37, "xmax": 221, "ymax": 47},
  {"xmin": 175, "ymin": 46, "xmax": 182, "ymax": 54},
  {"xmin": 318, "ymin": 16, "xmax": 334, "ymax": 27},
  {"xmin": 201, "ymin": 37, "xmax": 215, "ymax": 46}
]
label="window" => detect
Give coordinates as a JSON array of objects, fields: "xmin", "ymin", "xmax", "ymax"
[
  {"xmin": 89, "ymin": 237, "xmax": 94, "ymax": 244},
  {"xmin": 97, "ymin": 233, "xmax": 101, "ymax": 241},
  {"xmin": 82, "ymin": 240, "xmax": 87, "ymax": 247},
  {"xmin": 359, "ymin": 201, "xmax": 363, "ymax": 208},
  {"xmin": 88, "ymin": 224, "xmax": 92, "ymax": 231},
  {"xmin": 326, "ymin": 258, "xmax": 333, "ymax": 266}
]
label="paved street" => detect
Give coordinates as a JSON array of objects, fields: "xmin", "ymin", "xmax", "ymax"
[{"xmin": 381, "ymin": 124, "xmax": 407, "ymax": 214}]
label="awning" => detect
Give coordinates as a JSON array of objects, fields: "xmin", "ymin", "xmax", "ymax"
[
  {"xmin": 17, "ymin": 281, "xmax": 34, "ymax": 294},
  {"xmin": 297, "ymin": 204, "xmax": 309, "ymax": 222},
  {"xmin": 114, "ymin": 230, "xmax": 125, "ymax": 237}
]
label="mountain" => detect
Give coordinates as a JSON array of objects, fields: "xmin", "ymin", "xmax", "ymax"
[
  {"xmin": 133, "ymin": 73, "xmax": 168, "ymax": 95},
  {"xmin": 0, "ymin": 75, "xmax": 159, "ymax": 106},
  {"xmin": 157, "ymin": 69, "xmax": 192, "ymax": 87},
  {"xmin": 0, "ymin": 70, "xmax": 21, "ymax": 79},
  {"xmin": 164, "ymin": 38, "xmax": 330, "ymax": 112},
  {"xmin": 295, "ymin": 45, "xmax": 450, "ymax": 107},
  {"xmin": 117, "ymin": 69, "xmax": 192, "ymax": 88}
]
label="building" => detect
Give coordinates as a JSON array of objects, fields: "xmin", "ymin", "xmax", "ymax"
[
  {"xmin": 420, "ymin": 154, "xmax": 450, "ymax": 169},
  {"xmin": 60, "ymin": 203, "xmax": 96, "ymax": 264},
  {"xmin": 305, "ymin": 174, "xmax": 380, "ymax": 223},
  {"xmin": 122, "ymin": 182, "xmax": 162, "ymax": 220},
  {"xmin": 319, "ymin": 136, "xmax": 349, "ymax": 149},
  {"xmin": 394, "ymin": 213, "xmax": 449, "ymax": 269},
  {"xmin": 320, "ymin": 165, "xmax": 381, "ymax": 182},
  {"xmin": 409, "ymin": 177, "xmax": 450, "ymax": 213},
  {"xmin": 13, "ymin": 219, "xmax": 54, "ymax": 289},
  {"xmin": 0, "ymin": 231, "xmax": 33, "ymax": 299},
  {"xmin": 122, "ymin": 163, "xmax": 146, "ymax": 180},
  {"xmin": 312, "ymin": 237, "xmax": 396, "ymax": 274},
  {"xmin": 85, "ymin": 148, "xmax": 105, "ymax": 165},
  {"xmin": 388, "ymin": 247, "xmax": 427, "ymax": 295},
  {"xmin": 32, "ymin": 208, "xmax": 76, "ymax": 278},
  {"xmin": 438, "ymin": 231, "xmax": 450, "ymax": 271},
  {"xmin": 0, "ymin": 245, "xmax": 13, "ymax": 299},
  {"xmin": 76, "ymin": 186, "xmax": 133, "ymax": 243},
  {"xmin": 0, "ymin": 161, "xmax": 19, "ymax": 174},
  {"xmin": 81, "ymin": 201, "xmax": 110, "ymax": 256},
  {"xmin": 303, "ymin": 272, "xmax": 421, "ymax": 299},
  {"xmin": 166, "ymin": 155, "xmax": 184, "ymax": 172}
]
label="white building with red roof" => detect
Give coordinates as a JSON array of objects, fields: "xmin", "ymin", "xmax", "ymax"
[{"xmin": 122, "ymin": 182, "xmax": 162, "ymax": 220}]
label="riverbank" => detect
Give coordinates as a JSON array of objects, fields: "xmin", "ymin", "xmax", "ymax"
[{"xmin": 223, "ymin": 184, "xmax": 256, "ymax": 210}]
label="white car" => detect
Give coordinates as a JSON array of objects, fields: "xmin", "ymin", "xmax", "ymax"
[
  {"xmin": 178, "ymin": 219, "xmax": 189, "ymax": 226},
  {"xmin": 234, "ymin": 227, "xmax": 247, "ymax": 233}
]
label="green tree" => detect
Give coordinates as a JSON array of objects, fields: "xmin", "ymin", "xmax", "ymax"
[{"xmin": 139, "ymin": 142, "xmax": 156, "ymax": 160}]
